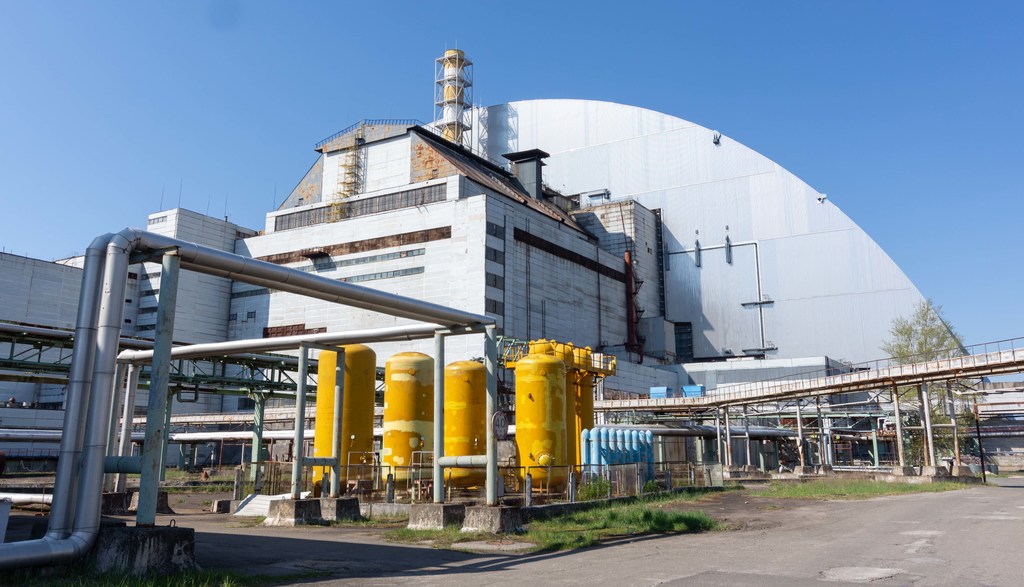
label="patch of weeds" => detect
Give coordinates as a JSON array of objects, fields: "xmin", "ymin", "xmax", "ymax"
[
  {"xmin": 229, "ymin": 515, "xmax": 267, "ymax": 528},
  {"xmin": 526, "ymin": 501, "xmax": 717, "ymax": 551},
  {"xmin": 577, "ymin": 478, "xmax": 612, "ymax": 501},
  {"xmin": 759, "ymin": 478, "xmax": 965, "ymax": 500},
  {"xmin": 386, "ymin": 525, "xmax": 495, "ymax": 549}
]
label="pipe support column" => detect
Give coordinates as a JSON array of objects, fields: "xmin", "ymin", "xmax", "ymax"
[
  {"xmin": 432, "ymin": 332, "xmax": 445, "ymax": 504},
  {"xmin": 921, "ymin": 383, "xmax": 937, "ymax": 468},
  {"xmin": 485, "ymin": 325, "xmax": 498, "ymax": 506},
  {"xmin": 250, "ymin": 393, "xmax": 265, "ymax": 481},
  {"xmin": 137, "ymin": 251, "xmax": 179, "ymax": 527},
  {"xmin": 795, "ymin": 401, "xmax": 805, "ymax": 468},
  {"xmin": 290, "ymin": 345, "xmax": 310, "ymax": 500},
  {"xmin": 892, "ymin": 385, "xmax": 906, "ymax": 468},
  {"xmin": 330, "ymin": 350, "xmax": 345, "ymax": 498}
]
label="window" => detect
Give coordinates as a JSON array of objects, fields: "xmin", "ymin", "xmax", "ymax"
[
  {"xmin": 138, "ymin": 306, "xmax": 157, "ymax": 314},
  {"xmin": 141, "ymin": 289, "xmax": 159, "ymax": 297},
  {"xmin": 125, "ymin": 299, "xmax": 133, "ymax": 304},
  {"xmin": 485, "ymin": 272, "xmax": 504, "ymax": 289},
  {"xmin": 486, "ymin": 221, "xmax": 505, "ymax": 238},
  {"xmin": 247, "ymin": 310, "xmax": 257, "ymax": 320},
  {"xmin": 147, "ymin": 216, "xmax": 167, "ymax": 226},
  {"xmin": 485, "ymin": 247, "xmax": 505, "ymax": 264},
  {"xmin": 123, "ymin": 319, "xmax": 132, "ymax": 324},
  {"xmin": 228, "ymin": 313, "xmax": 237, "ymax": 322},
  {"xmin": 127, "ymin": 272, "xmax": 138, "ymax": 280},
  {"xmin": 485, "ymin": 299, "xmax": 504, "ymax": 315},
  {"xmin": 137, "ymin": 324, "xmax": 156, "ymax": 332},
  {"xmin": 674, "ymin": 322, "xmax": 694, "ymax": 363}
]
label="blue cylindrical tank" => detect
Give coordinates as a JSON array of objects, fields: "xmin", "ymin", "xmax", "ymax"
[{"xmin": 614, "ymin": 429, "xmax": 625, "ymax": 465}]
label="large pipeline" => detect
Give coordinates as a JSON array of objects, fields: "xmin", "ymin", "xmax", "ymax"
[{"xmin": 0, "ymin": 228, "xmax": 496, "ymax": 571}]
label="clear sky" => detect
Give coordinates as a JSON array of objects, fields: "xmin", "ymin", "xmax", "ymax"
[{"xmin": 1, "ymin": 1, "xmax": 1021, "ymax": 350}]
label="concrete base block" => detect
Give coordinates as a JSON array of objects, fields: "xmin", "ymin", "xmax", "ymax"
[
  {"xmin": 462, "ymin": 506, "xmax": 522, "ymax": 534},
  {"xmin": 211, "ymin": 499, "xmax": 233, "ymax": 514},
  {"xmin": 950, "ymin": 465, "xmax": 974, "ymax": 477},
  {"xmin": 360, "ymin": 502, "xmax": 410, "ymax": 520},
  {"xmin": 319, "ymin": 497, "xmax": 360, "ymax": 522},
  {"xmin": 101, "ymin": 492, "xmax": 134, "ymax": 515},
  {"xmin": 891, "ymin": 466, "xmax": 917, "ymax": 476},
  {"xmin": 921, "ymin": 465, "xmax": 950, "ymax": 477},
  {"xmin": 817, "ymin": 465, "xmax": 834, "ymax": 475},
  {"xmin": 263, "ymin": 498, "xmax": 323, "ymax": 527},
  {"xmin": 407, "ymin": 503, "xmax": 465, "ymax": 530},
  {"xmin": 793, "ymin": 465, "xmax": 816, "ymax": 475},
  {"xmin": 128, "ymin": 491, "xmax": 174, "ymax": 515},
  {"xmin": 88, "ymin": 525, "xmax": 198, "ymax": 576}
]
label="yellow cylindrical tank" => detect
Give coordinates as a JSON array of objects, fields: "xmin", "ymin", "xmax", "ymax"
[
  {"xmin": 312, "ymin": 344, "xmax": 376, "ymax": 496},
  {"xmin": 444, "ymin": 360, "xmax": 486, "ymax": 488},
  {"xmin": 528, "ymin": 338, "xmax": 554, "ymax": 356},
  {"xmin": 381, "ymin": 352, "xmax": 434, "ymax": 482},
  {"xmin": 515, "ymin": 353, "xmax": 567, "ymax": 490},
  {"xmin": 548, "ymin": 342, "xmax": 577, "ymax": 468}
]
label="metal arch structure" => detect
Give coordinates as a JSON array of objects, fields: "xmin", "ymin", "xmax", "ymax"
[
  {"xmin": 469, "ymin": 99, "xmax": 930, "ymax": 364},
  {"xmin": 0, "ymin": 229, "xmax": 499, "ymax": 571}
]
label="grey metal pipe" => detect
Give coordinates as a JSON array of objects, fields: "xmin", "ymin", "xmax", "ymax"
[
  {"xmin": 44, "ymin": 233, "xmax": 111, "ymax": 540},
  {"xmin": 115, "ymin": 363, "xmax": 141, "ymax": 493},
  {"xmin": 723, "ymin": 409, "xmax": 732, "ymax": 467},
  {"xmin": 304, "ymin": 457, "xmax": 339, "ymax": 467},
  {"xmin": 330, "ymin": 350, "xmax": 345, "ymax": 498},
  {"xmin": 104, "ymin": 456, "xmax": 142, "ymax": 474},
  {"xmin": 137, "ymin": 251, "xmax": 178, "ymax": 526},
  {"xmin": 485, "ymin": 325, "xmax": 498, "ymax": 506},
  {"xmin": 291, "ymin": 345, "xmax": 310, "ymax": 499},
  {"xmin": 121, "ymin": 229, "xmax": 493, "ymax": 328},
  {"xmin": 117, "ymin": 323, "xmax": 441, "ymax": 364},
  {"xmin": 796, "ymin": 401, "xmax": 806, "ymax": 467},
  {"xmin": 438, "ymin": 455, "xmax": 488, "ymax": 467},
  {"xmin": 892, "ymin": 385, "xmax": 906, "ymax": 467},
  {"xmin": 250, "ymin": 394, "xmax": 265, "ymax": 482},
  {"xmin": 432, "ymin": 332, "xmax": 445, "ymax": 504},
  {"xmin": 103, "ymin": 362, "xmax": 126, "ymax": 492}
]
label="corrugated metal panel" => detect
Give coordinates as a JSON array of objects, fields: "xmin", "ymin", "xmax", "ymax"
[{"xmin": 472, "ymin": 99, "xmax": 926, "ymax": 363}]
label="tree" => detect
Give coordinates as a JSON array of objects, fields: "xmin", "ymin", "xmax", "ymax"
[
  {"xmin": 882, "ymin": 299, "xmax": 970, "ymax": 465},
  {"xmin": 882, "ymin": 299, "xmax": 963, "ymax": 363}
]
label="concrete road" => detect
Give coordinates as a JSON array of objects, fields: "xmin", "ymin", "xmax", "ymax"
[{"xmin": 187, "ymin": 478, "xmax": 1024, "ymax": 586}]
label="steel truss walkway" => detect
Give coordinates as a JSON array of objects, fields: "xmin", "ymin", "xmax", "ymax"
[{"xmin": 597, "ymin": 337, "xmax": 1024, "ymax": 414}]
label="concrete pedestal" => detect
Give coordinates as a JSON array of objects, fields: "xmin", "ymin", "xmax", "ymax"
[
  {"xmin": 891, "ymin": 466, "xmax": 917, "ymax": 476},
  {"xmin": 407, "ymin": 503, "xmax": 465, "ymax": 530},
  {"xmin": 128, "ymin": 491, "xmax": 174, "ymax": 514},
  {"xmin": 88, "ymin": 525, "xmax": 198, "ymax": 575},
  {"xmin": 793, "ymin": 465, "xmax": 816, "ymax": 476},
  {"xmin": 320, "ymin": 497, "xmax": 360, "ymax": 522},
  {"xmin": 462, "ymin": 506, "xmax": 522, "ymax": 534},
  {"xmin": 921, "ymin": 465, "xmax": 950, "ymax": 477},
  {"xmin": 263, "ymin": 498, "xmax": 323, "ymax": 527},
  {"xmin": 101, "ymin": 492, "xmax": 134, "ymax": 515},
  {"xmin": 817, "ymin": 464, "xmax": 834, "ymax": 475},
  {"xmin": 950, "ymin": 465, "xmax": 974, "ymax": 477}
]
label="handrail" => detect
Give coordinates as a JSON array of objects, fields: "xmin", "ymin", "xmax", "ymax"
[{"xmin": 314, "ymin": 119, "xmax": 424, "ymax": 149}]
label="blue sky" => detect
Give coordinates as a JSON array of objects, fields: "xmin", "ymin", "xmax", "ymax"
[{"xmin": 1, "ymin": 1, "xmax": 1021, "ymax": 350}]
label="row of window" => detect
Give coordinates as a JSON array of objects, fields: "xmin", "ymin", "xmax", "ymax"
[
  {"xmin": 274, "ymin": 184, "xmax": 447, "ymax": 232},
  {"xmin": 341, "ymin": 266, "xmax": 424, "ymax": 284},
  {"xmin": 147, "ymin": 216, "xmax": 167, "ymax": 226},
  {"xmin": 297, "ymin": 248, "xmax": 425, "ymax": 273},
  {"xmin": 228, "ymin": 311, "xmax": 258, "ymax": 322},
  {"xmin": 485, "ymin": 272, "xmax": 504, "ymax": 289}
]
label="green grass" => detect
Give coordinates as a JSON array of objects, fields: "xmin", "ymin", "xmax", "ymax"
[
  {"xmin": 0, "ymin": 568, "xmax": 331, "ymax": 587},
  {"xmin": 526, "ymin": 501, "xmax": 717, "ymax": 550},
  {"xmin": 758, "ymin": 478, "xmax": 966, "ymax": 500},
  {"xmin": 387, "ymin": 492, "xmax": 719, "ymax": 552}
]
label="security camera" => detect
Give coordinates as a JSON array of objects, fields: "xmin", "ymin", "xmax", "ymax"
[{"xmin": 816, "ymin": 194, "xmax": 827, "ymax": 204}]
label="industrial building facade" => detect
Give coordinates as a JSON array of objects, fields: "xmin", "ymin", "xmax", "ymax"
[{"xmin": 1, "ymin": 98, "xmax": 928, "ymax": 407}]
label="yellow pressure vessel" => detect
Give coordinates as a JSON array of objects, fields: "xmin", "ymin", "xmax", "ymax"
[
  {"xmin": 312, "ymin": 344, "xmax": 376, "ymax": 496},
  {"xmin": 444, "ymin": 361, "xmax": 486, "ymax": 488},
  {"xmin": 515, "ymin": 353, "xmax": 567, "ymax": 490},
  {"xmin": 549, "ymin": 342, "xmax": 577, "ymax": 468},
  {"xmin": 382, "ymin": 352, "xmax": 434, "ymax": 482}
]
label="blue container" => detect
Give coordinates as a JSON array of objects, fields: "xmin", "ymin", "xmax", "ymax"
[
  {"xmin": 649, "ymin": 386, "xmax": 671, "ymax": 399},
  {"xmin": 682, "ymin": 385, "xmax": 706, "ymax": 398}
]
